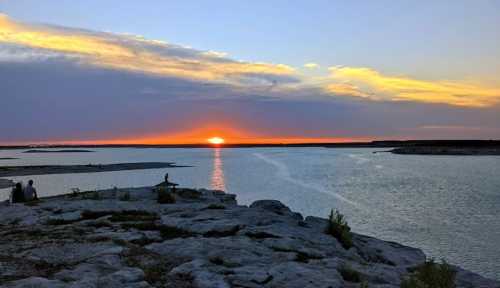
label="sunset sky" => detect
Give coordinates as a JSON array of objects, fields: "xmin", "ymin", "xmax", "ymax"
[{"xmin": 1, "ymin": 1, "xmax": 500, "ymax": 144}]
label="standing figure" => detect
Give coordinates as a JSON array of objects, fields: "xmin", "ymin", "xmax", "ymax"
[{"xmin": 164, "ymin": 173, "xmax": 178, "ymax": 193}]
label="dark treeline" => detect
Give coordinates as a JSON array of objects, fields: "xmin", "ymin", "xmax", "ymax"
[{"xmin": 1, "ymin": 140, "xmax": 499, "ymax": 149}]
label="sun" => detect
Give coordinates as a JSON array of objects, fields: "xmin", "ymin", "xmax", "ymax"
[{"xmin": 208, "ymin": 137, "xmax": 225, "ymax": 145}]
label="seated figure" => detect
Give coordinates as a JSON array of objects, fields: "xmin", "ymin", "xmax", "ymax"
[
  {"xmin": 24, "ymin": 180, "xmax": 38, "ymax": 201},
  {"xmin": 11, "ymin": 182, "xmax": 25, "ymax": 203}
]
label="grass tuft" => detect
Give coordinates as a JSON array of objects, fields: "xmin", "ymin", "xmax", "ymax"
[
  {"xmin": 338, "ymin": 264, "xmax": 362, "ymax": 283},
  {"xmin": 157, "ymin": 187, "xmax": 176, "ymax": 204},
  {"xmin": 206, "ymin": 203, "xmax": 226, "ymax": 210},
  {"xmin": 401, "ymin": 259, "xmax": 456, "ymax": 288},
  {"xmin": 159, "ymin": 225, "xmax": 193, "ymax": 239},
  {"xmin": 326, "ymin": 209, "xmax": 353, "ymax": 249},
  {"xmin": 119, "ymin": 191, "xmax": 131, "ymax": 201}
]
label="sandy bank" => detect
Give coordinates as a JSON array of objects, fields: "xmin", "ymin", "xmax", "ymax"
[
  {"xmin": 23, "ymin": 150, "xmax": 95, "ymax": 153},
  {"xmin": 0, "ymin": 162, "xmax": 186, "ymax": 178}
]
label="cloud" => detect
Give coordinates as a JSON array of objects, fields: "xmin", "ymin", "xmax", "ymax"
[
  {"xmin": 304, "ymin": 62, "xmax": 319, "ymax": 69},
  {"xmin": 1, "ymin": 14, "xmax": 500, "ymax": 143},
  {"xmin": 0, "ymin": 14, "xmax": 296, "ymax": 85},
  {"xmin": 325, "ymin": 83, "xmax": 369, "ymax": 98},
  {"xmin": 326, "ymin": 66, "xmax": 500, "ymax": 107}
]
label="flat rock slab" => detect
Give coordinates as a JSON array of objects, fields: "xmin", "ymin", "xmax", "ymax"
[{"xmin": 0, "ymin": 185, "xmax": 498, "ymax": 288}]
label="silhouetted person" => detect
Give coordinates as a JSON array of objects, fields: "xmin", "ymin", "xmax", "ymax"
[
  {"xmin": 164, "ymin": 173, "xmax": 178, "ymax": 193},
  {"xmin": 11, "ymin": 182, "xmax": 25, "ymax": 203},
  {"xmin": 24, "ymin": 180, "xmax": 38, "ymax": 201}
]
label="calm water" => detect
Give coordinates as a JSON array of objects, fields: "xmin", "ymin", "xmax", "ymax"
[{"xmin": 1, "ymin": 147, "xmax": 499, "ymax": 279}]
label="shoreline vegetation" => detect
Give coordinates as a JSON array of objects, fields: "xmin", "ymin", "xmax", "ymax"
[
  {"xmin": 0, "ymin": 183, "xmax": 498, "ymax": 287},
  {"xmin": 0, "ymin": 162, "xmax": 186, "ymax": 189}
]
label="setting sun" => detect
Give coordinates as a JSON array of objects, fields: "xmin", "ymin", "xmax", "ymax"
[{"xmin": 208, "ymin": 137, "xmax": 225, "ymax": 145}]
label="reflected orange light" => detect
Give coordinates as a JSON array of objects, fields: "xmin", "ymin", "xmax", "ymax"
[
  {"xmin": 211, "ymin": 148, "xmax": 226, "ymax": 191},
  {"xmin": 208, "ymin": 137, "xmax": 225, "ymax": 145}
]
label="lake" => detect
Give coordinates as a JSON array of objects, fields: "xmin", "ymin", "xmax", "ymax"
[{"xmin": 1, "ymin": 147, "xmax": 499, "ymax": 279}]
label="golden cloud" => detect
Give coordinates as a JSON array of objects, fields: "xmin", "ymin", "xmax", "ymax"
[
  {"xmin": 304, "ymin": 62, "xmax": 319, "ymax": 69},
  {"xmin": 0, "ymin": 14, "xmax": 295, "ymax": 83},
  {"xmin": 326, "ymin": 66, "xmax": 500, "ymax": 107}
]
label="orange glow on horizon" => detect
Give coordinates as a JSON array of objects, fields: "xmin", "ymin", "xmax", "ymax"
[{"xmin": 0, "ymin": 121, "xmax": 373, "ymax": 145}]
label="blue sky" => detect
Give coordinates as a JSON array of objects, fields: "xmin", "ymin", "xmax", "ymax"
[{"xmin": 0, "ymin": 1, "xmax": 499, "ymax": 143}]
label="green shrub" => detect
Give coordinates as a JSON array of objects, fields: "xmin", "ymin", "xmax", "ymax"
[
  {"xmin": 83, "ymin": 191, "xmax": 100, "ymax": 200},
  {"xmin": 159, "ymin": 225, "xmax": 193, "ymax": 239},
  {"xmin": 119, "ymin": 191, "xmax": 131, "ymax": 201},
  {"xmin": 109, "ymin": 212, "xmax": 159, "ymax": 222},
  {"xmin": 157, "ymin": 187, "xmax": 176, "ymax": 204},
  {"xmin": 338, "ymin": 264, "xmax": 361, "ymax": 283},
  {"xmin": 401, "ymin": 259, "xmax": 456, "ymax": 288},
  {"xmin": 326, "ymin": 209, "xmax": 353, "ymax": 249},
  {"xmin": 206, "ymin": 203, "xmax": 226, "ymax": 209},
  {"xmin": 121, "ymin": 222, "xmax": 159, "ymax": 231}
]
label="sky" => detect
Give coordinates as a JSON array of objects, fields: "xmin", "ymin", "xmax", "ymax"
[{"xmin": 1, "ymin": 0, "xmax": 499, "ymax": 144}]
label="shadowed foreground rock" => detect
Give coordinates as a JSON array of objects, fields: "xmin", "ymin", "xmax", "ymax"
[{"xmin": 0, "ymin": 186, "xmax": 498, "ymax": 288}]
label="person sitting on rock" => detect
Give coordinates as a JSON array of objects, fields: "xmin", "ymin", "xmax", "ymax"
[
  {"xmin": 24, "ymin": 179, "xmax": 38, "ymax": 201},
  {"xmin": 11, "ymin": 182, "xmax": 25, "ymax": 203},
  {"xmin": 164, "ymin": 173, "xmax": 178, "ymax": 193}
]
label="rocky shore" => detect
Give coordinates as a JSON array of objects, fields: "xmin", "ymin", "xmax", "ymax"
[
  {"xmin": 0, "ymin": 185, "xmax": 498, "ymax": 288},
  {"xmin": 390, "ymin": 147, "xmax": 500, "ymax": 156}
]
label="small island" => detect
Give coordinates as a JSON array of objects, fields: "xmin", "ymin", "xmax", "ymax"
[
  {"xmin": 390, "ymin": 146, "xmax": 500, "ymax": 156},
  {"xmin": 0, "ymin": 162, "xmax": 185, "ymax": 178},
  {"xmin": 23, "ymin": 149, "xmax": 95, "ymax": 153}
]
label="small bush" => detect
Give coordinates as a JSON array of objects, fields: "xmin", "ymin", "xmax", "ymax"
[
  {"xmin": 401, "ymin": 259, "xmax": 456, "ymax": 288},
  {"xmin": 157, "ymin": 188, "xmax": 176, "ymax": 204},
  {"xmin": 338, "ymin": 264, "xmax": 361, "ymax": 283},
  {"xmin": 46, "ymin": 218, "xmax": 77, "ymax": 225},
  {"xmin": 119, "ymin": 191, "xmax": 131, "ymax": 201},
  {"xmin": 81, "ymin": 210, "xmax": 113, "ymax": 220},
  {"xmin": 109, "ymin": 211, "xmax": 158, "ymax": 222},
  {"xmin": 159, "ymin": 225, "xmax": 193, "ymax": 239},
  {"xmin": 83, "ymin": 191, "xmax": 100, "ymax": 200},
  {"xmin": 121, "ymin": 222, "xmax": 159, "ymax": 231},
  {"xmin": 326, "ymin": 209, "xmax": 353, "ymax": 249},
  {"xmin": 206, "ymin": 203, "xmax": 226, "ymax": 210}
]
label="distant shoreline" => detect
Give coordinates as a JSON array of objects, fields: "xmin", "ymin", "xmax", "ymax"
[
  {"xmin": 390, "ymin": 147, "xmax": 500, "ymax": 155},
  {"xmin": 1, "ymin": 140, "xmax": 499, "ymax": 149}
]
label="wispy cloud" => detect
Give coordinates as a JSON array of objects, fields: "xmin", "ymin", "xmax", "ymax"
[
  {"xmin": 304, "ymin": 62, "xmax": 319, "ymax": 69},
  {"xmin": 326, "ymin": 66, "xmax": 500, "ymax": 107},
  {"xmin": 0, "ymin": 14, "xmax": 296, "ymax": 85}
]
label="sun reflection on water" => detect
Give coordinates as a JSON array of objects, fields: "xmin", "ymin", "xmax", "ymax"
[{"xmin": 211, "ymin": 148, "xmax": 226, "ymax": 191}]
